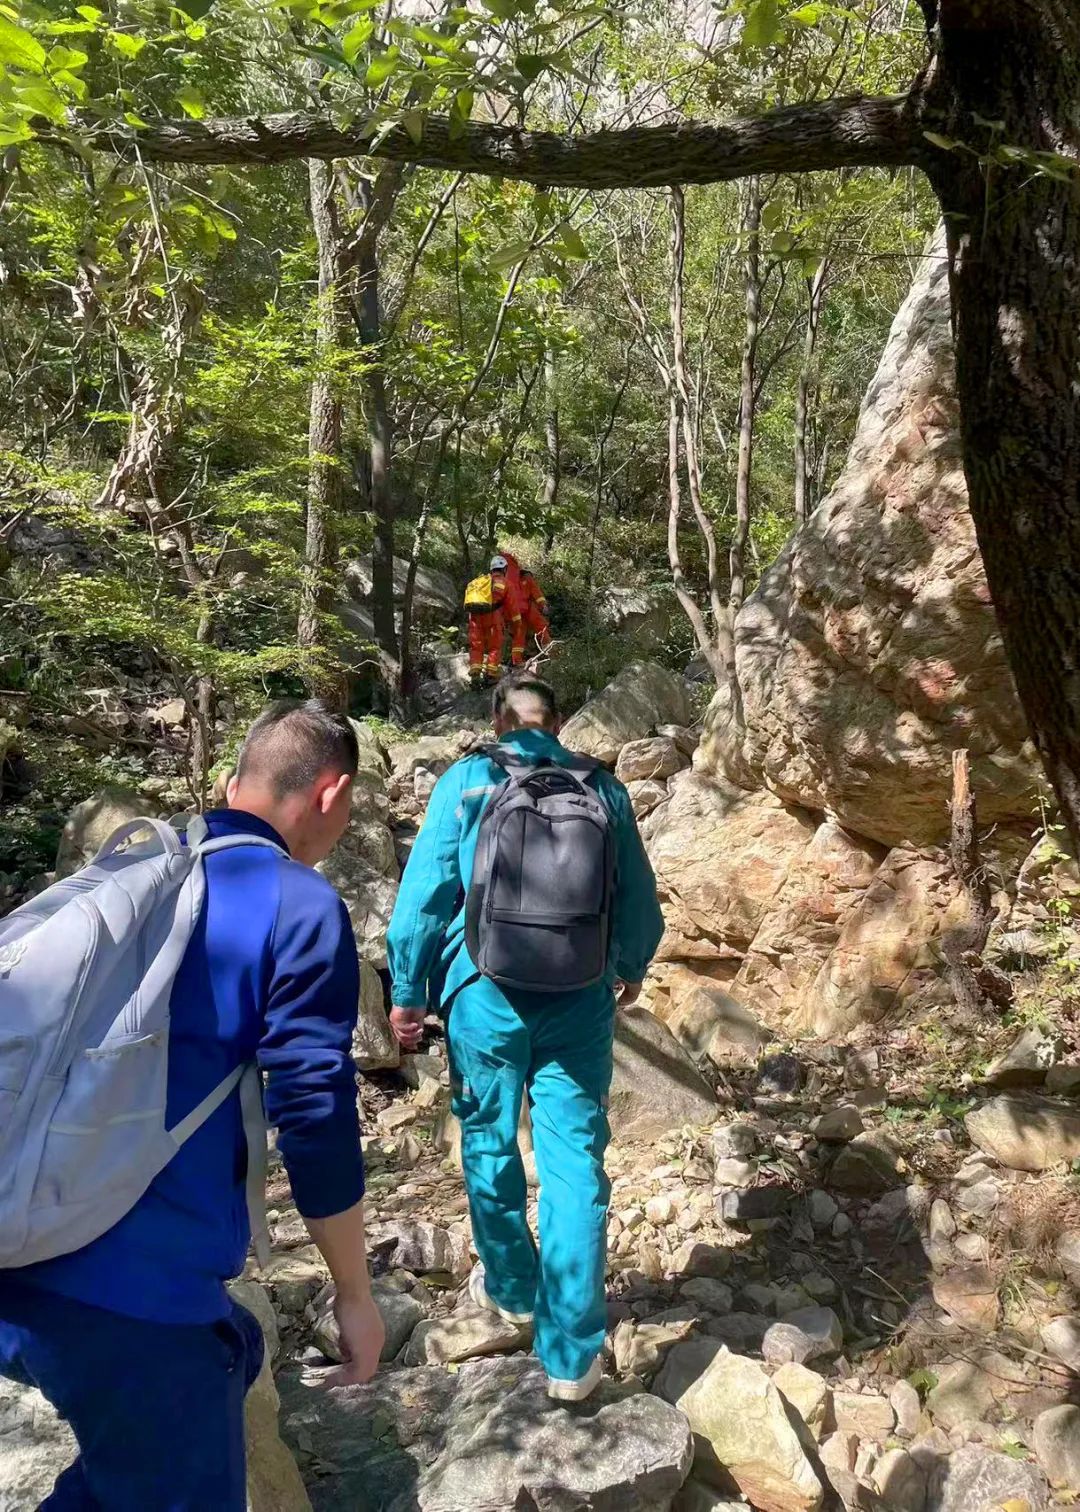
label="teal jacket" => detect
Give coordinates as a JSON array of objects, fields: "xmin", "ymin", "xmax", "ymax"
[{"xmin": 387, "ymin": 727, "xmax": 665, "ymax": 1010}]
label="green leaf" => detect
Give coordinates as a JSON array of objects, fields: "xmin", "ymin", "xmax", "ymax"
[
  {"xmin": 760, "ymin": 202, "xmax": 783, "ymax": 231},
  {"xmin": 341, "ymin": 19, "xmax": 373, "ymax": 63},
  {"xmin": 176, "ymin": 84, "xmax": 206, "ymax": 118},
  {"xmin": 0, "ymin": 16, "xmax": 47, "ymax": 73},
  {"xmin": 107, "ymin": 31, "xmax": 147, "ymax": 58},
  {"xmin": 124, "ymin": 109, "xmax": 148, "ymax": 126},
  {"xmin": 365, "ymin": 46, "xmax": 399, "ymax": 86},
  {"xmin": 489, "ymin": 238, "xmax": 530, "ymax": 270},
  {"xmin": 770, "ymin": 229, "xmax": 796, "ymax": 254},
  {"xmin": 923, "ymin": 130, "xmax": 959, "ymax": 151},
  {"xmin": 75, "ymin": 5, "xmax": 104, "ymax": 19},
  {"xmin": 40, "ymin": 20, "xmax": 98, "ymax": 34},
  {"xmin": 13, "ymin": 82, "xmax": 67, "ymax": 122},
  {"xmin": 743, "ymin": 0, "xmax": 782, "ymax": 49},
  {"xmin": 47, "ymin": 45, "xmax": 89, "ymax": 71},
  {"xmin": 53, "ymin": 68, "xmax": 88, "ymax": 100},
  {"xmin": 555, "ymin": 222, "xmax": 586, "ymax": 259},
  {"xmin": 484, "ymin": 0, "xmax": 521, "ymax": 15},
  {"xmin": 401, "ymin": 108, "xmax": 424, "ymax": 145},
  {"xmin": 787, "ymin": 2, "xmax": 825, "ymax": 23},
  {"xmin": 0, "ymin": 121, "xmax": 33, "ymax": 145},
  {"xmin": 409, "ymin": 23, "xmax": 458, "ymax": 52},
  {"xmin": 515, "ymin": 52, "xmax": 549, "ymax": 81}
]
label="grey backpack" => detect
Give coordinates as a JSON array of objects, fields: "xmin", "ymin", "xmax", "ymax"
[
  {"xmin": 0, "ymin": 815, "xmax": 278, "ymax": 1270},
  {"xmin": 465, "ymin": 746, "xmax": 614, "ymax": 993}
]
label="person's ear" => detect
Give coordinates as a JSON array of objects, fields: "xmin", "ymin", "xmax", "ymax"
[
  {"xmin": 553, "ymin": 715, "xmax": 562, "ymax": 734},
  {"xmin": 225, "ymin": 773, "xmax": 240, "ymax": 806},
  {"xmin": 318, "ymin": 771, "xmax": 352, "ymax": 816}
]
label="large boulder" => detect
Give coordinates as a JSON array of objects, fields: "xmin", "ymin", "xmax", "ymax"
[
  {"xmin": 279, "ymin": 1356, "xmax": 693, "ymax": 1511},
  {"xmin": 646, "ymin": 779, "xmax": 818, "ymax": 962},
  {"xmin": 676, "ymin": 1347, "xmax": 825, "ymax": 1511},
  {"xmin": 55, "ymin": 787, "xmax": 157, "ymax": 879},
  {"xmin": 344, "ymin": 556, "xmax": 457, "ymax": 619},
  {"xmin": 965, "ymin": 1093, "xmax": 1080, "ymax": 1172},
  {"xmin": 596, "ymin": 586, "xmax": 676, "ymax": 653},
  {"xmin": 695, "ymin": 232, "xmax": 1040, "ymax": 848},
  {"xmin": 560, "ymin": 662, "xmax": 692, "ymax": 765},
  {"xmin": 790, "ymin": 845, "xmax": 966, "ymax": 1037},
  {"xmin": 609, "ymin": 1005, "xmax": 718, "ymax": 1140}
]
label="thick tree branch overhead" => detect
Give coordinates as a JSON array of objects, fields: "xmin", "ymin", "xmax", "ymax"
[{"xmin": 112, "ymin": 92, "xmax": 923, "ymax": 183}]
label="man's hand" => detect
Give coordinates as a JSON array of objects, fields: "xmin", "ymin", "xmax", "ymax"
[
  {"xmin": 324, "ymin": 1288, "xmax": 385, "ymax": 1388},
  {"xmin": 390, "ymin": 1005, "xmax": 426, "ymax": 1049},
  {"xmin": 616, "ymin": 980, "xmax": 642, "ymax": 1007}
]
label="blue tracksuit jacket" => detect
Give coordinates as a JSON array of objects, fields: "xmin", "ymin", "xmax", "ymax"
[{"xmin": 12, "ymin": 808, "xmax": 365, "ymax": 1324}]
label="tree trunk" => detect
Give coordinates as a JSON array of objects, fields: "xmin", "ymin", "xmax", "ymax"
[
  {"xmin": 357, "ymin": 236, "xmax": 397, "ymax": 669},
  {"xmin": 794, "ymin": 258, "xmax": 828, "ymax": 526},
  {"xmin": 297, "ymin": 156, "xmax": 344, "ymax": 653},
  {"xmin": 929, "ymin": 0, "xmax": 1080, "ymax": 851},
  {"xmin": 540, "ymin": 341, "xmax": 560, "ymax": 532},
  {"xmin": 730, "ymin": 179, "xmax": 761, "ymax": 613}
]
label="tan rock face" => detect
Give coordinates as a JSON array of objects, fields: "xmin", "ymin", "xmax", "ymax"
[
  {"xmin": 559, "ymin": 660, "xmax": 691, "ymax": 765},
  {"xmin": 647, "ymin": 778, "xmax": 819, "ymax": 960},
  {"xmin": 696, "ymin": 235, "xmax": 1039, "ymax": 848},
  {"xmin": 791, "ymin": 846, "xmax": 967, "ymax": 1037},
  {"xmin": 966, "ymin": 1094, "xmax": 1080, "ymax": 1172}
]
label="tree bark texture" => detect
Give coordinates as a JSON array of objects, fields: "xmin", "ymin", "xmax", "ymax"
[
  {"xmin": 541, "ymin": 341, "xmax": 561, "ymax": 529},
  {"xmin": 125, "ymin": 94, "xmax": 921, "ymax": 183},
  {"xmin": 926, "ymin": 0, "xmax": 1080, "ymax": 851},
  {"xmin": 730, "ymin": 179, "xmax": 761, "ymax": 613},
  {"xmin": 297, "ymin": 155, "xmax": 345, "ymax": 653},
  {"xmin": 794, "ymin": 258, "xmax": 828, "ymax": 525}
]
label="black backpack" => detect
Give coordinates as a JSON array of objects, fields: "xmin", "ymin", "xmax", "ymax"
[{"xmin": 465, "ymin": 745, "xmax": 614, "ymax": 993}]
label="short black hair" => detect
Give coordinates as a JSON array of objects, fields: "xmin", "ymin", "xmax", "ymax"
[
  {"xmin": 235, "ymin": 699, "xmax": 359, "ymax": 798},
  {"xmin": 492, "ymin": 675, "xmax": 559, "ymax": 728}
]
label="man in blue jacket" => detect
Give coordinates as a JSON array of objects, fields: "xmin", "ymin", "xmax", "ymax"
[
  {"xmin": 387, "ymin": 676, "xmax": 664, "ymax": 1403},
  {"xmin": 0, "ymin": 699, "xmax": 384, "ymax": 1509}
]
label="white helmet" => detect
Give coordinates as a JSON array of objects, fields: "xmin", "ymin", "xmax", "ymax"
[{"xmin": 490, "ymin": 554, "xmax": 508, "ymax": 571}]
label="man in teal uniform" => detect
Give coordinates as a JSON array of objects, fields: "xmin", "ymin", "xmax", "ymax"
[{"xmin": 387, "ymin": 676, "xmax": 664, "ymax": 1401}]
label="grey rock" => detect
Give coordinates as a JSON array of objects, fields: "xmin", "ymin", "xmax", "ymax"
[
  {"xmin": 56, "ymin": 787, "xmax": 157, "ymax": 879},
  {"xmin": 927, "ymin": 1445, "xmax": 1049, "ymax": 1512},
  {"xmin": 1047, "ymin": 1061, "xmax": 1080, "ymax": 1096},
  {"xmin": 755, "ymin": 1052, "xmax": 805, "ymax": 1095},
  {"xmin": 371, "ymin": 1220, "xmax": 455, "ymax": 1276},
  {"xmin": 228, "ymin": 1279, "xmax": 280, "ymax": 1361},
  {"xmin": 1033, "ymin": 1403, "xmax": 1080, "ymax": 1491},
  {"xmin": 808, "ymin": 1189, "xmax": 839, "ymax": 1228},
  {"xmin": 616, "ymin": 736, "xmax": 688, "ymax": 785},
  {"xmin": 1055, "ymin": 1230, "xmax": 1080, "ymax": 1284},
  {"xmin": 712, "ymin": 1122, "xmax": 760, "ymax": 1160},
  {"xmin": 702, "ymin": 1311, "xmax": 770, "ymax": 1352},
  {"xmin": 952, "ymin": 1177, "xmax": 1001, "ymax": 1218},
  {"xmin": 283, "ymin": 1355, "xmax": 693, "ymax": 1512},
  {"xmin": 928, "ymin": 1198, "xmax": 956, "ymax": 1245},
  {"xmin": 931, "ymin": 1265, "xmax": 1000, "ymax": 1332},
  {"xmin": 713, "ymin": 1157, "xmax": 758, "ymax": 1187},
  {"xmin": 611, "ymin": 1318, "xmax": 691, "ymax": 1380},
  {"xmin": 671, "ymin": 1241, "xmax": 732, "ymax": 1280},
  {"xmin": 983, "ymin": 1025, "xmax": 1061, "ymax": 1089},
  {"xmin": 761, "ymin": 1307, "xmax": 843, "ymax": 1366},
  {"xmin": 812, "ymin": 1105, "xmax": 864, "ymax": 1143},
  {"xmin": 965, "ymin": 1093, "xmax": 1080, "ymax": 1172},
  {"xmin": 717, "ymin": 1184, "xmax": 793, "ymax": 1222},
  {"xmin": 608, "ymin": 1006, "xmax": 718, "ymax": 1140},
  {"xmin": 889, "ymin": 1379, "xmax": 922, "ymax": 1439},
  {"xmin": 680, "ymin": 1277, "xmax": 734, "ymax": 1314},
  {"xmin": 314, "ymin": 1281, "xmax": 425, "ymax": 1364},
  {"xmin": 871, "ymin": 1448, "xmax": 927, "ymax": 1512},
  {"xmin": 832, "ymin": 1391, "xmax": 895, "ymax": 1442},
  {"xmin": 352, "ymin": 960, "xmax": 400, "ymax": 1071},
  {"xmin": 560, "ymin": 661, "xmax": 692, "ymax": 765},
  {"xmin": 829, "ymin": 1134, "xmax": 903, "ymax": 1196},
  {"xmin": 1042, "ymin": 1315, "xmax": 1080, "ymax": 1373},
  {"xmin": 652, "ymin": 1338, "xmax": 724, "ymax": 1405},
  {"xmin": 926, "ymin": 1359, "xmax": 996, "ymax": 1429}
]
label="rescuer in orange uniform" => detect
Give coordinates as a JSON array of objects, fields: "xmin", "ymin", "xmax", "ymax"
[
  {"xmin": 501, "ymin": 551, "xmax": 552, "ymax": 667},
  {"xmin": 464, "ymin": 555, "xmax": 517, "ymax": 686}
]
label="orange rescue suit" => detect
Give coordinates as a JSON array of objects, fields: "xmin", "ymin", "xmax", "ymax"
[{"xmin": 501, "ymin": 554, "xmax": 550, "ymax": 666}]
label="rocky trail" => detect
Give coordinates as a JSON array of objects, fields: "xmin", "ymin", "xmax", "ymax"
[{"xmin": 7, "ymin": 689, "xmax": 1080, "ymax": 1512}]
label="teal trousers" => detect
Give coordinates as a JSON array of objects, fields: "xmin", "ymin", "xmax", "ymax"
[{"xmin": 446, "ymin": 975, "xmax": 615, "ymax": 1382}]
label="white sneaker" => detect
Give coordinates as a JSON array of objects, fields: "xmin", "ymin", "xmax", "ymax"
[
  {"xmin": 546, "ymin": 1356, "xmax": 603, "ymax": 1403},
  {"xmin": 468, "ymin": 1264, "xmax": 534, "ymax": 1326}
]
